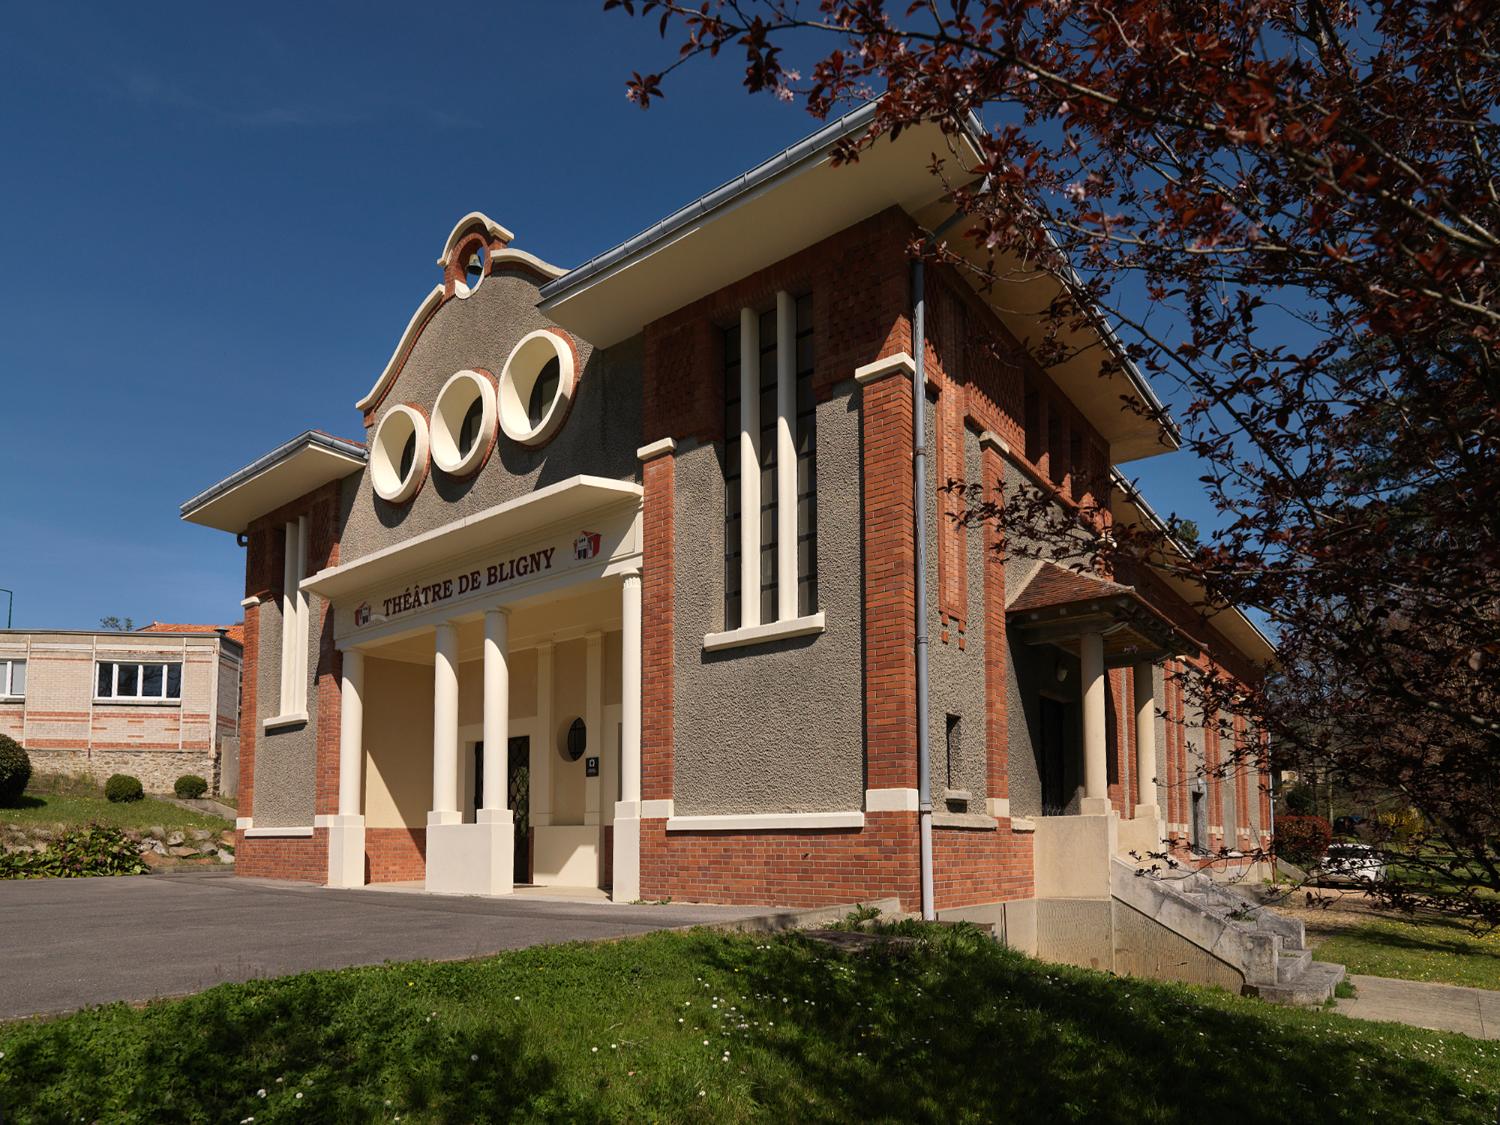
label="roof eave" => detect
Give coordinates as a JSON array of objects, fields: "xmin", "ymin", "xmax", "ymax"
[{"xmin": 181, "ymin": 431, "xmax": 367, "ymax": 534}]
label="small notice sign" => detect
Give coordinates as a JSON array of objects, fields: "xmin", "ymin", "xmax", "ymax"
[{"xmin": 585, "ymin": 757, "xmax": 599, "ymax": 777}]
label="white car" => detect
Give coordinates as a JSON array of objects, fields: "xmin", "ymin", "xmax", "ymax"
[{"xmin": 1321, "ymin": 843, "xmax": 1385, "ymax": 884}]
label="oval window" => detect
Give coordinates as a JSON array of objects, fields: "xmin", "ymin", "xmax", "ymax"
[
  {"xmin": 371, "ymin": 404, "xmax": 429, "ymax": 503},
  {"xmin": 459, "ymin": 398, "xmax": 484, "ymax": 456},
  {"xmin": 528, "ymin": 357, "xmax": 561, "ymax": 429},
  {"xmin": 430, "ymin": 370, "xmax": 496, "ymax": 477},
  {"xmin": 499, "ymin": 330, "xmax": 576, "ymax": 447}
]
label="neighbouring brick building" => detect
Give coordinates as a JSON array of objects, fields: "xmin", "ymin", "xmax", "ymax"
[
  {"xmin": 0, "ymin": 623, "xmax": 243, "ymax": 794},
  {"xmin": 181, "ymin": 105, "xmax": 1286, "ymax": 987}
]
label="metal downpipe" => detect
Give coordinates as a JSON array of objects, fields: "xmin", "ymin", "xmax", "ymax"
[{"xmin": 912, "ymin": 257, "xmax": 935, "ymax": 921}]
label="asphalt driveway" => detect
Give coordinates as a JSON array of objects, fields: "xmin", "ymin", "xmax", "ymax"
[{"xmin": 0, "ymin": 873, "xmax": 775, "ymax": 1021}]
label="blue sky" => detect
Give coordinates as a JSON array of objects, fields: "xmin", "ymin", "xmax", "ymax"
[{"xmin": 0, "ymin": 2, "xmax": 1213, "ymax": 631}]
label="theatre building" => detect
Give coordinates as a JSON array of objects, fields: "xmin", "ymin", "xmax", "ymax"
[{"xmin": 183, "ymin": 106, "xmax": 1310, "ymax": 990}]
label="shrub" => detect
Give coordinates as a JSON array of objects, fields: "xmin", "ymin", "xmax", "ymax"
[
  {"xmin": 1275, "ymin": 815, "xmax": 1333, "ymax": 868},
  {"xmin": 173, "ymin": 775, "xmax": 208, "ymax": 800},
  {"xmin": 0, "ymin": 733, "xmax": 31, "ymax": 806},
  {"xmin": 1372, "ymin": 806, "xmax": 1425, "ymax": 844},
  {"xmin": 105, "ymin": 774, "xmax": 144, "ymax": 803},
  {"xmin": 0, "ymin": 823, "xmax": 149, "ymax": 879},
  {"xmin": 1282, "ymin": 782, "xmax": 1319, "ymax": 816}
]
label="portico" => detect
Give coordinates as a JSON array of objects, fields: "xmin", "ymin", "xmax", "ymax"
[
  {"xmin": 1007, "ymin": 562, "xmax": 1193, "ymax": 878},
  {"xmin": 301, "ymin": 476, "xmax": 644, "ymax": 899}
]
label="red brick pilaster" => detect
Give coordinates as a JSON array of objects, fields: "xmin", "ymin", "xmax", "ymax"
[
  {"xmin": 861, "ymin": 364, "xmax": 917, "ymax": 791},
  {"xmin": 981, "ymin": 438, "xmax": 1008, "ymax": 806},
  {"xmin": 640, "ymin": 448, "xmax": 675, "ymax": 802}
]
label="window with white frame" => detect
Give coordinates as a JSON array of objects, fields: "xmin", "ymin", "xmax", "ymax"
[
  {"xmin": 274, "ymin": 515, "xmax": 311, "ymax": 720},
  {"xmin": 0, "ymin": 659, "xmax": 25, "ymax": 698},
  {"xmin": 722, "ymin": 291, "xmax": 817, "ymax": 631},
  {"xmin": 97, "ymin": 661, "xmax": 181, "ymax": 701}
]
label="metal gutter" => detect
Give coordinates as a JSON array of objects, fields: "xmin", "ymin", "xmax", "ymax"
[
  {"xmin": 1108, "ymin": 466, "xmax": 1278, "ymax": 659},
  {"xmin": 179, "ymin": 430, "xmax": 367, "ymax": 520}
]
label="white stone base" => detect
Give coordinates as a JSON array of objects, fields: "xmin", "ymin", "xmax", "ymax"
[
  {"xmin": 532, "ymin": 825, "xmax": 600, "ymax": 887},
  {"xmin": 1080, "ymin": 796, "xmax": 1113, "ymax": 816},
  {"xmin": 1032, "ymin": 811, "xmax": 1119, "ymax": 898},
  {"xmin": 424, "ymin": 812, "xmax": 515, "ymax": 896},
  {"xmin": 325, "ymin": 815, "xmax": 366, "ymax": 888},
  {"xmin": 612, "ymin": 814, "xmax": 641, "ymax": 903}
]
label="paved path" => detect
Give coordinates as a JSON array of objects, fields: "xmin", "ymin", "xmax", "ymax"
[
  {"xmin": 1335, "ymin": 973, "xmax": 1500, "ymax": 1039},
  {"xmin": 0, "ymin": 873, "xmax": 776, "ymax": 1021}
]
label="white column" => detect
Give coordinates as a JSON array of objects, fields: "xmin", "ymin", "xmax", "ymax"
[
  {"xmin": 1133, "ymin": 662, "xmax": 1160, "ymax": 819},
  {"xmin": 775, "ymin": 290, "xmax": 797, "ymax": 622},
  {"xmin": 338, "ymin": 649, "xmax": 364, "ymax": 816},
  {"xmin": 584, "ymin": 630, "xmax": 603, "ymax": 825},
  {"xmin": 457, "ymin": 607, "xmax": 516, "ymax": 896},
  {"xmin": 531, "ymin": 640, "xmax": 554, "ymax": 826},
  {"xmin": 1080, "ymin": 631, "xmax": 1110, "ymax": 814},
  {"xmin": 620, "ymin": 573, "xmax": 642, "ymax": 806},
  {"xmin": 613, "ymin": 570, "xmax": 643, "ymax": 902},
  {"xmin": 430, "ymin": 622, "xmax": 460, "ymax": 824},
  {"xmin": 739, "ymin": 306, "xmax": 762, "ymax": 628},
  {"xmin": 481, "ymin": 610, "xmax": 509, "ymax": 812}
]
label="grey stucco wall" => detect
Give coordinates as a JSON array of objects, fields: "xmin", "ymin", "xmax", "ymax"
[
  {"xmin": 670, "ymin": 386, "xmax": 864, "ymax": 814},
  {"xmin": 925, "ymin": 417, "xmax": 988, "ymax": 812},
  {"xmin": 252, "ymin": 596, "xmax": 320, "ymax": 829},
  {"xmin": 339, "ymin": 272, "xmax": 643, "ymax": 563}
]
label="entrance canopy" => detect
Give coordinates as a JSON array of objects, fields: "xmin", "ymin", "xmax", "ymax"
[
  {"xmin": 1007, "ymin": 562, "xmax": 1198, "ymax": 666},
  {"xmin": 300, "ymin": 475, "xmax": 643, "ymax": 648}
]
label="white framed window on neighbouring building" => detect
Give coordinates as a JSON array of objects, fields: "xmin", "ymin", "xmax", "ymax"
[
  {"xmin": 96, "ymin": 661, "xmax": 182, "ymax": 701},
  {"xmin": 0, "ymin": 659, "xmax": 25, "ymax": 698}
]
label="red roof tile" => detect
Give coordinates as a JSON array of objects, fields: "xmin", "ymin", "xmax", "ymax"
[
  {"xmin": 137, "ymin": 621, "xmax": 245, "ymax": 646},
  {"xmin": 1008, "ymin": 562, "xmax": 1134, "ymax": 614}
]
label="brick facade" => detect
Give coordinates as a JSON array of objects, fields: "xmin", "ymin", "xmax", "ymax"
[{"xmin": 222, "ymin": 200, "xmax": 1270, "ymax": 905}]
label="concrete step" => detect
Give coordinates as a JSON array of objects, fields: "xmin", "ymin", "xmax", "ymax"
[
  {"xmin": 1277, "ymin": 948, "xmax": 1312, "ymax": 982},
  {"xmin": 1251, "ymin": 960, "xmax": 1346, "ymax": 1006}
]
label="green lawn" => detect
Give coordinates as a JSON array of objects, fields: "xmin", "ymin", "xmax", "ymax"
[
  {"xmin": 0, "ymin": 793, "xmax": 231, "ymax": 832},
  {"xmin": 1314, "ymin": 915, "xmax": 1500, "ymax": 991},
  {"xmin": 2, "ymin": 928, "xmax": 1497, "ymax": 1123}
]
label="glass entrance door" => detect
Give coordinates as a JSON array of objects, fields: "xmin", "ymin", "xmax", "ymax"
[{"xmin": 508, "ymin": 736, "xmax": 530, "ymax": 883}]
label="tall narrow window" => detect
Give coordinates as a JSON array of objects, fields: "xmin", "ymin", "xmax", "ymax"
[
  {"xmin": 275, "ymin": 516, "xmax": 310, "ymax": 721},
  {"xmin": 945, "ymin": 713, "xmax": 961, "ymax": 789},
  {"xmin": 758, "ymin": 307, "xmax": 779, "ymax": 626},
  {"xmin": 795, "ymin": 293, "xmax": 818, "ymax": 615},
  {"xmin": 1023, "ymin": 386, "xmax": 1042, "ymax": 464},
  {"xmin": 723, "ymin": 322, "xmax": 743, "ymax": 630},
  {"xmin": 722, "ymin": 293, "xmax": 818, "ymax": 632}
]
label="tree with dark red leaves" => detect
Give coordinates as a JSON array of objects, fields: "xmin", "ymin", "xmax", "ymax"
[{"xmin": 609, "ymin": 0, "xmax": 1500, "ymax": 922}]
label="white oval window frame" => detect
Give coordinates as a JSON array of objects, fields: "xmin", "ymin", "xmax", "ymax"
[
  {"xmin": 370, "ymin": 404, "xmax": 430, "ymax": 503},
  {"xmin": 498, "ymin": 329, "xmax": 576, "ymax": 447},
  {"xmin": 430, "ymin": 369, "xmax": 497, "ymax": 477}
]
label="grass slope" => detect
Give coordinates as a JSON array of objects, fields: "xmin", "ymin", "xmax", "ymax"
[
  {"xmin": 1, "ymin": 928, "xmax": 1496, "ymax": 1123},
  {"xmin": 1315, "ymin": 915, "xmax": 1500, "ymax": 991},
  {"xmin": 0, "ymin": 794, "xmax": 230, "ymax": 832}
]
